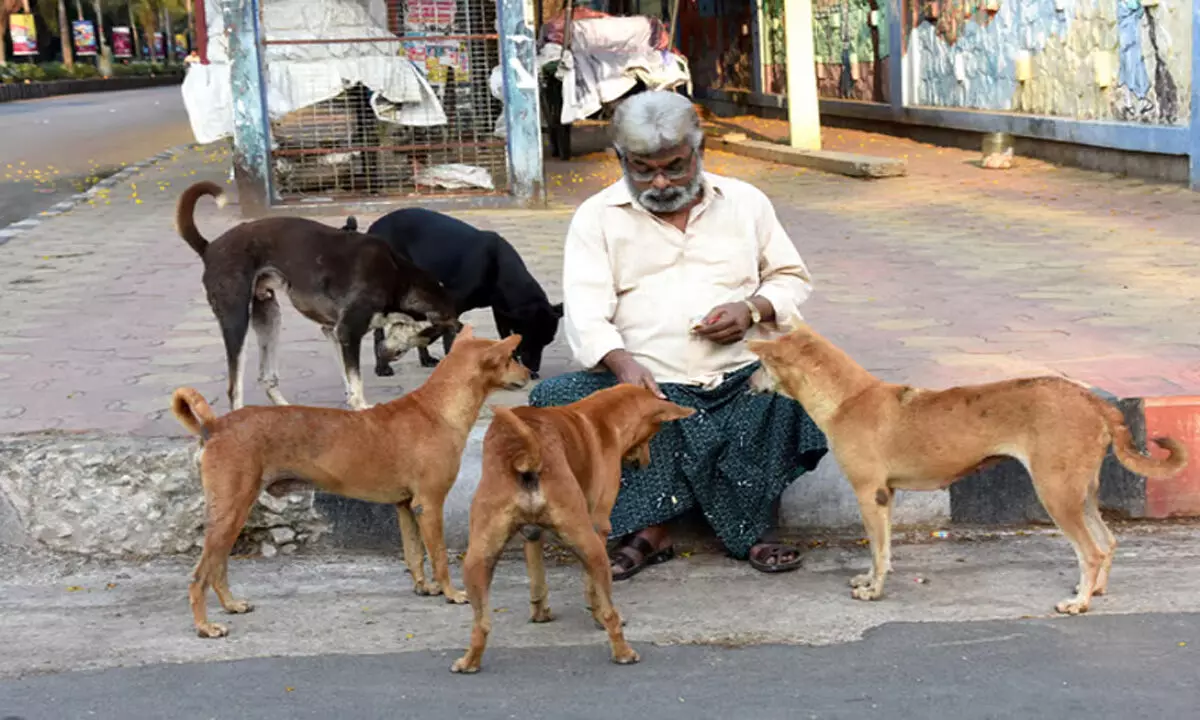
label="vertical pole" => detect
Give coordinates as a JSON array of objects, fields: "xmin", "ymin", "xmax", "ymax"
[
  {"xmin": 783, "ymin": 0, "xmax": 820, "ymax": 149},
  {"xmin": 888, "ymin": 0, "xmax": 903, "ymax": 110},
  {"xmin": 1189, "ymin": 0, "xmax": 1200, "ymax": 190},
  {"xmin": 751, "ymin": 0, "xmax": 765, "ymax": 95},
  {"xmin": 221, "ymin": 0, "xmax": 272, "ymax": 215},
  {"xmin": 498, "ymin": 0, "xmax": 546, "ymax": 206}
]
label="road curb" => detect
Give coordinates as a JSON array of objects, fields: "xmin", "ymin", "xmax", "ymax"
[
  {"xmin": 0, "ymin": 74, "xmax": 182, "ymax": 104},
  {"xmin": 0, "ymin": 142, "xmax": 200, "ymax": 247},
  {"xmin": 708, "ymin": 132, "xmax": 908, "ymax": 179}
]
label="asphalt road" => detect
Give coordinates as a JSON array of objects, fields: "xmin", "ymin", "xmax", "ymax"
[
  {"xmin": 0, "ymin": 85, "xmax": 194, "ymax": 227},
  {"xmin": 1, "ymin": 613, "xmax": 1194, "ymax": 719}
]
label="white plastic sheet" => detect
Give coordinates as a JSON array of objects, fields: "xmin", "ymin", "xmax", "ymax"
[{"xmin": 181, "ymin": 0, "xmax": 446, "ymax": 145}]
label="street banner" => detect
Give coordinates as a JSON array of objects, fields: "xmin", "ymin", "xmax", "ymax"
[
  {"xmin": 73, "ymin": 20, "xmax": 98, "ymax": 57},
  {"xmin": 112, "ymin": 26, "xmax": 133, "ymax": 58},
  {"xmin": 10, "ymin": 13, "xmax": 37, "ymax": 56}
]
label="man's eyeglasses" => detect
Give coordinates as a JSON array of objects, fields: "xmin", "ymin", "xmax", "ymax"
[{"xmin": 621, "ymin": 150, "xmax": 695, "ymax": 182}]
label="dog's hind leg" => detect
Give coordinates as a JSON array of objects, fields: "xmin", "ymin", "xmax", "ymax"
[
  {"xmin": 190, "ymin": 469, "xmax": 260, "ymax": 638},
  {"xmin": 1032, "ymin": 464, "xmax": 1106, "ymax": 615},
  {"xmin": 523, "ymin": 533, "xmax": 554, "ymax": 623},
  {"xmin": 556, "ymin": 520, "xmax": 638, "ymax": 665},
  {"xmin": 1083, "ymin": 485, "xmax": 1117, "ymax": 596},
  {"xmin": 450, "ymin": 520, "xmax": 514, "ymax": 674},
  {"xmin": 396, "ymin": 502, "xmax": 434, "ymax": 596},
  {"xmin": 850, "ymin": 481, "xmax": 894, "ymax": 601},
  {"xmin": 211, "ymin": 290, "xmax": 253, "ymax": 411},
  {"xmin": 251, "ymin": 296, "xmax": 289, "ymax": 406}
]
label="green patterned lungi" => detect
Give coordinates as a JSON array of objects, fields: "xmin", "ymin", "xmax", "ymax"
[{"xmin": 528, "ymin": 362, "xmax": 828, "ymax": 559}]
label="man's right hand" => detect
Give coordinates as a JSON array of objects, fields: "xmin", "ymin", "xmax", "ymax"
[{"xmin": 601, "ymin": 350, "xmax": 666, "ymax": 399}]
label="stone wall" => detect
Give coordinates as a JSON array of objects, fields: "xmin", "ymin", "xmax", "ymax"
[
  {"xmin": 902, "ymin": 0, "xmax": 1191, "ymax": 124},
  {"xmin": 0, "ymin": 433, "xmax": 328, "ymax": 557},
  {"xmin": 814, "ymin": 0, "xmax": 892, "ymax": 102}
]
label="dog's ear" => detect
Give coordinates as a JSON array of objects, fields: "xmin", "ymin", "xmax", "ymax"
[
  {"xmin": 457, "ymin": 324, "xmax": 475, "ymax": 340},
  {"xmin": 745, "ymin": 339, "xmax": 775, "ymax": 359},
  {"xmin": 342, "ymin": 216, "xmax": 358, "ymax": 232},
  {"xmin": 653, "ymin": 401, "xmax": 695, "ymax": 423},
  {"xmin": 551, "ymin": 302, "xmax": 564, "ymax": 319},
  {"xmin": 495, "ymin": 334, "xmax": 522, "ymax": 356}
]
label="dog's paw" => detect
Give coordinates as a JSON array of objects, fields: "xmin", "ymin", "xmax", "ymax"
[
  {"xmin": 851, "ymin": 585, "xmax": 883, "ymax": 601},
  {"xmin": 530, "ymin": 605, "xmax": 554, "ymax": 623},
  {"xmin": 850, "ymin": 573, "xmax": 874, "ymax": 589},
  {"xmin": 1074, "ymin": 583, "xmax": 1108, "ymax": 597},
  {"xmin": 375, "ymin": 365, "xmax": 396, "ymax": 377},
  {"xmin": 223, "ymin": 600, "xmax": 254, "ymax": 615},
  {"xmin": 450, "ymin": 657, "xmax": 481, "ymax": 674},
  {"xmin": 196, "ymin": 622, "xmax": 229, "ymax": 639},
  {"xmin": 419, "ymin": 357, "xmax": 441, "ymax": 368},
  {"xmin": 611, "ymin": 648, "xmax": 640, "ymax": 665},
  {"xmin": 444, "ymin": 588, "xmax": 469, "ymax": 604},
  {"xmin": 1055, "ymin": 599, "xmax": 1090, "ymax": 616},
  {"xmin": 414, "ymin": 580, "xmax": 441, "ymax": 596}
]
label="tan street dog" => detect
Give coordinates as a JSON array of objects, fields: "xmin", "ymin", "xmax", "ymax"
[
  {"xmin": 450, "ymin": 385, "xmax": 695, "ymax": 673},
  {"xmin": 747, "ymin": 325, "xmax": 1187, "ymax": 615},
  {"xmin": 171, "ymin": 326, "xmax": 529, "ymax": 638}
]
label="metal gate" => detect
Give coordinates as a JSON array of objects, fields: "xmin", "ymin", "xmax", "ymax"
[{"xmin": 258, "ymin": 0, "xmax": 508, "ymax": 201}]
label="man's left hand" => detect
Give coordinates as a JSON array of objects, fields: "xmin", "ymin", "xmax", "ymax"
[{"xmin": 692, "ymin": 302, "xmax": 752, "ymax": 345}]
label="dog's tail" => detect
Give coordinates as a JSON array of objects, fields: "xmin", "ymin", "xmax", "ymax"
[
  {"xmin": 491, "ymin": 406, "xmax": 542, "ymax": 490},
  {"xmin": 172, "ymin": 387, "xmax": 218, "ymax": 442},
  {"xmin": 175, "ymin": 181, "xmax": 226, "ymax": 257},
  {"xmin": 1089, "ymin": 394, "xmax": 1188, "ymax": 478}
]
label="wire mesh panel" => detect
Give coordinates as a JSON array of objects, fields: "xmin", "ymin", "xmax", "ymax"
[{"xmin": 259, "ymin": 0, "xmax": 508, "ymax": 201}]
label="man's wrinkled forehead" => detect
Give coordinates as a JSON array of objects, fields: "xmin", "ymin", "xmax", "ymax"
[{"xmin": 622, "ymin": 143, "xmax": 693, "ymax": 166}]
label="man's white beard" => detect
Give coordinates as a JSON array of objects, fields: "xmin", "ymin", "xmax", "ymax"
[{"xmin": 623, "ymin": 156, "xmax": 704, "ymax": 214}]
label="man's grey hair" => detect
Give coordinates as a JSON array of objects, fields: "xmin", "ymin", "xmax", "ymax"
[{"xmin": 610, "ymin": 91, "xmax": 703, "ymax": 156}]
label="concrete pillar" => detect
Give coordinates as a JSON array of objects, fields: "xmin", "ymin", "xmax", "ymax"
[
  {"xmin": 497, "ymin": 0, "xmax": 546, "ymax": 206},
  {"xmin": 1190, "ymin": 0, "xmax": 1200, "ymax": 190},
  {"xmin": 784, "ymin": 0, "xmax": 820, "ymax": 149},
  {"xmin": 220, "ymin": 0, "xmax": 272, "ymax": 215}
]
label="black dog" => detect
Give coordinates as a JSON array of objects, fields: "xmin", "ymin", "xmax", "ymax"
[
  {"xmin": 343, "ymin": 209, "xmax": 562, "ymax": 379},
  {"xmin": 177, "ymin": 182, "xmax": 458, "ymax": 411}
]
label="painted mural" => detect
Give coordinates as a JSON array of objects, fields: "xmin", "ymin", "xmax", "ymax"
[
  {"xmin": 813, "ymin": 0, "xmax": 892, "ymax": 102},
  {"xmin": 902, "ymin": 0, "xmax": 1191, "ymax": 124}
]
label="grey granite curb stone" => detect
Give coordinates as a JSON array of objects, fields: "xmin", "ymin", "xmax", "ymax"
[{"xmin": 0, "ymin": 143, "xmax": 200, "ymax": 247}]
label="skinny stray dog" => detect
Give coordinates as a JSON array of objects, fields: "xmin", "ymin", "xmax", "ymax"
[
  {"xmin": 748, "ymin": 325, "xmax": 1187, "ymax": 615},
  {"xmin": 450, "ymin": 385, "xmax": 695, "ymax": 673},
  {"xmin": 176, "ymin": 181, "xmax": 458, "ymax": 411},
  {"xmin": 171, "ymin": 326, "xmax": 529, "ymax": 638}
]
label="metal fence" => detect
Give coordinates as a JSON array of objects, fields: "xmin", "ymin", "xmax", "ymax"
[{"xmin": 260, "ymin": 0, "xmax": 508, "ymax": 202}]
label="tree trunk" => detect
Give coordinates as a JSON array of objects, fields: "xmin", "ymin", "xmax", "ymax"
[
  {"xmin": 186, "ymin": 0, "xmax": 195, "ymax": 53},
  {"xmin": 129, "ymin": 1, "xmax": 142, "ymax": 59},
  {"xmin": 160, "ymin": 5, "xmax": 170, "ymax": 65},
  {"xmin": 74, "ymin": 0, "xmax": 82, "ymax": 21},
  {"xmin": 91, "ymin": 0, "xmax": 107, "ymax": 53},
  {"xmin": 58, "ymin": 0, "xmax": 75, "ymax": 68}
]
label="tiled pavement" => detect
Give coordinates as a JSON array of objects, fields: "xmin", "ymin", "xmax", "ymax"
[{"xmin": 1, "ymin": 128, "xmax": 1199, "ymax": 438}]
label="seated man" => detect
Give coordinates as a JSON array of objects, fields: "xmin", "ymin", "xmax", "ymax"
[{"xmin": 530, "ymin": 90, "xmax": 828, "ymax": 580}]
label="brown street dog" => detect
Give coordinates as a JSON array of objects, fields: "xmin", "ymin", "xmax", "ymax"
[
  {"xmin": 747, "ymin": 325, "xmax": 1187, "ymax": 616},
  {"xmin": 450, "ymin": 385, "xmax": 695, "ymax": 674},
  {"xmin": 170, "ymin": 326, "xmax": 529, "ymax": 639}
]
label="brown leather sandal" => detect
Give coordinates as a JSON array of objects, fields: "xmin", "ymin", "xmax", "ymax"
[
  {"xmin": 609, "ymin": 535, "xmax": 675, "ymax": 582},
  {"xmin": 748, "ymin": 543, "xmax": 803, "ymax": 573}
]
